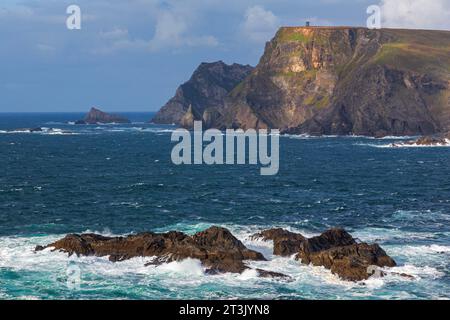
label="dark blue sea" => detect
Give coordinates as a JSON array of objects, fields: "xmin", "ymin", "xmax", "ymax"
[{"xmin": 0, "ymin": 112, "xmax": 449, "ymax": 300}]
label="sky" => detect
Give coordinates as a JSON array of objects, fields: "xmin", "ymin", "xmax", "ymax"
[{"xmin": 0, "ymin": 0, "xmax": 449, "ymax": 112}]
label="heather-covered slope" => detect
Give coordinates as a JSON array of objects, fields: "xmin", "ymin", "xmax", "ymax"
[{"xmin": 214, "ymin": 27, "xmax": 450, "ymax": 136}]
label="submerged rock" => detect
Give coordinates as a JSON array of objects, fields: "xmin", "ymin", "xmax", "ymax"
[
  {"xmin": 36, "ymin": 226, "xmax": 288, "ymax": 278},
  {"xmin": 76, "ymin": 107, "xmax": 130, "ymax": 124},
  {"xmin": 252, "ymin": 228, "xmax": 396, "ymax": 281}
]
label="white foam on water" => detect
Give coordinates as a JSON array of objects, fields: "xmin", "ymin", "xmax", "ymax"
[
  {"xmin": 356, "ymin": 139, "xmax": 450, "ymax": 148},
  {"xmin": 0, "ymin": 128, "xmax": 78, "ymax": 135},
  {"xmin": 353, "ymin": 227, "xmax": 443, "ymax": 242},
  {"xmin": 392, "ymin": 209, "xmax": 450, "ymax": 222},
  {"xmin": 389, "ymin": 265, "xmax": 444, "ymax": 279},
  {"xmin": 1, "ymin": 223, "xmax": 449, "ymax": 299},
  {"xmin": 156, "ymin": 258, "xmax": 204, "ymax": 276},
  {"xmin": 388, "ymin": 244, "xmax": 450, "ymax": 256},
  {"xmin": 238, "ymin": 268, "xmax": 259, "ymax": 280}
]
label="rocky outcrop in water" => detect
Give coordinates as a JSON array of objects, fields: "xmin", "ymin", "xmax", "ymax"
[
  {"xmin": 250, "ymin": 228, "xmax": 306, "ymax": 257},
  {"xmin": 151, "ymin": 61, "xmax": 254, "ymax": 125},
  {"xmin": 389, "ymin": 132, "xmax": 450, "ymax": 147},
  {"xmin": 36, "ymin": 226, "xmax": 287, "ymax": 278},
  {"xmin": 37, "ymin": 226, "xmax": 397, "ymax": 281},
  {"xmin": 252, "ymin": 228, "xmax": 396, "ymax": 281},
  {"xmin": 76, "ymin": 107, "xmax": 130, "ymax": 124}
]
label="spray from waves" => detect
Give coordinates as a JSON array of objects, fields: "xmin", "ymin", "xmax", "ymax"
[
  {"xmin": 0, "ymin": 125, "xmax": 176, "ymax": 136},
  {"xmin": 355, "ymin": 140, "xmax": 450, "ymax": 148},
  {"xmin": 0, "ymin": 128, "xmax": 78, "ymax": 135},
  {"xmin": 284, "ymin": 134, "xmax": 417, "ymax": 141},
  {"xmin": 352, "ymin": 227, "xmax": 450, "ymax": 243},
  {"xmin": 0, "ymin": 223, "xmax": 448, "ymax": 299}
]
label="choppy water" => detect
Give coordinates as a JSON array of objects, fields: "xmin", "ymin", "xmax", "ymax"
[{"xmin": 0, "ymin": 113, "xmax": 449, "ymax": 300}]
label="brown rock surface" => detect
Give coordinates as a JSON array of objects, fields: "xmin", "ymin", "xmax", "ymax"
[
  {"xmin": 36, "ymin": 226, "xmax": 290, "ymax": 278},
  {"xmin": 252, "ymin": 228, "xmax": 396, "ymax": 281},
  {"xmin": 296, "ymin": 229, "xmax": 396, "ymax": 281},
  {"xmin": 251, "ymin": 228, "xmax": 306, "ymax": 256}
]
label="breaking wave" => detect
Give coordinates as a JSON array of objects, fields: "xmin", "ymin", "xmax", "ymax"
[{"xmin": 1, "ymin": 222, "xmax": 447, "ymax": 299}]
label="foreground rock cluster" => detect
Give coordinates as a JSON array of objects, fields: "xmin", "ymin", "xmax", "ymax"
[
  {"xmin": 36, "ymin": 227, "xmax": 285, "ymax": 278},
  {"xmin": 36, "ymin": 226, "xmax": 396, "ymax": 282},
  {"xmin": 251, "ymin": 228, "xmax": 396, "ymax": 281}
]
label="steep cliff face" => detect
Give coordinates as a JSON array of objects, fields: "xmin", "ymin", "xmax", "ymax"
[
  {"xmin": 151, "ymin": 61, "xmax": 254, "ymax": 124},
  {"xmin": 213, "ymin": 27, "xmax": 450, "ymax": 136}
]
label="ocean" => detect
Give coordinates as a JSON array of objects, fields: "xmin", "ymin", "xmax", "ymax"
[{"xmin": 0, "ymin": 112, "xmax": 449, "ymax": 300}]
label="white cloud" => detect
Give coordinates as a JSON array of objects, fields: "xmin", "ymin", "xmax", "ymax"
[
  {"xmin": 242, "ymin": 6, "xmax": 280, "ymax": 43},
  {"xmin": 380, "ymin": 0, "xmax": 450, "ymax": 30},
  {"xmin": 99, "ymin": 28, "xmax": 129, "ymax": 40},
  {"xmin": 149, "ymin": 8, "xmax": 219, "ymax": 51},
  {"xmin": 36, "ymin": 43, "xmax": 56, "ymax": 54}
]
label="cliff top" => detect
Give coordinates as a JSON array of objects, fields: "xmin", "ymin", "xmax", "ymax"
[{"xmin": 278, "ymin": 26, "xmax": 450, "ymax": 32}]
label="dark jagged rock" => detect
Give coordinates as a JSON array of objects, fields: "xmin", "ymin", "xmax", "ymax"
[
  {"xmin": 76, "ymin": 107, "xmax": 130, "ymax": 124},
  {"xmin": 36, "ymin": 226, "xmax": 289, "ymax": 278},
  {"xmin": 296, "ymin": 228, "xmax": 357, "ymax": 255},
  {"xmin": 295, "ymin": 229, "xmax": 396, "ymax": 281},
  {"xmin": 255, "ymin": 269, "xmax": 291, "ymax": 279},
  {"xmin": 252, "ymin": 228, "xmax": 396, "ymax": 281},
  {"xmin": 250, "ymin": 228, "xmax": 306, "ymax": 257},
  {"xmin": 297, "ymin": 242, "xmax": 396, "ymax": 282},
  {"xmin": 152, "ymin": 61, "xmax": 253, "ymax": 125}
]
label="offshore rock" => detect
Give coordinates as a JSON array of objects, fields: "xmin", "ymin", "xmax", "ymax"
[{"xmin": 76, "ymin": 107, "xmax": 130, "ymax": 124}]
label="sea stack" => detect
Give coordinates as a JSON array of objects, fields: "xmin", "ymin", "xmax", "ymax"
[{"xmin": 75, "ymin": 107, "xmax": 131, "ymax": 124}]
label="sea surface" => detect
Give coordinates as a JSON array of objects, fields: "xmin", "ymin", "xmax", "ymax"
[{"xmin": 0, "ymin": 112, "xmax": 449, "ymax": 300}]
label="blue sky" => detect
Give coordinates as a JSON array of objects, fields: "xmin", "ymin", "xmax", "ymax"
[{"xmin": 0, "ymin": 0, "xmax": 449, "ymax": 112}]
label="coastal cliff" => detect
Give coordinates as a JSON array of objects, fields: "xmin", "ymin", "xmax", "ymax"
[
  {"xmin": 151, "ymin": 61, "xmax": 253, "ymax": 125},
  {"xmin": 158, "ymin": 27, "xmax": 450, "ymax": 137}
]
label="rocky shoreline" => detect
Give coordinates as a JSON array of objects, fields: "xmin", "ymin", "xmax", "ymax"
[{"xmin": 36, "ymin": 226, "xmax": 397, "ymax": 282}]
